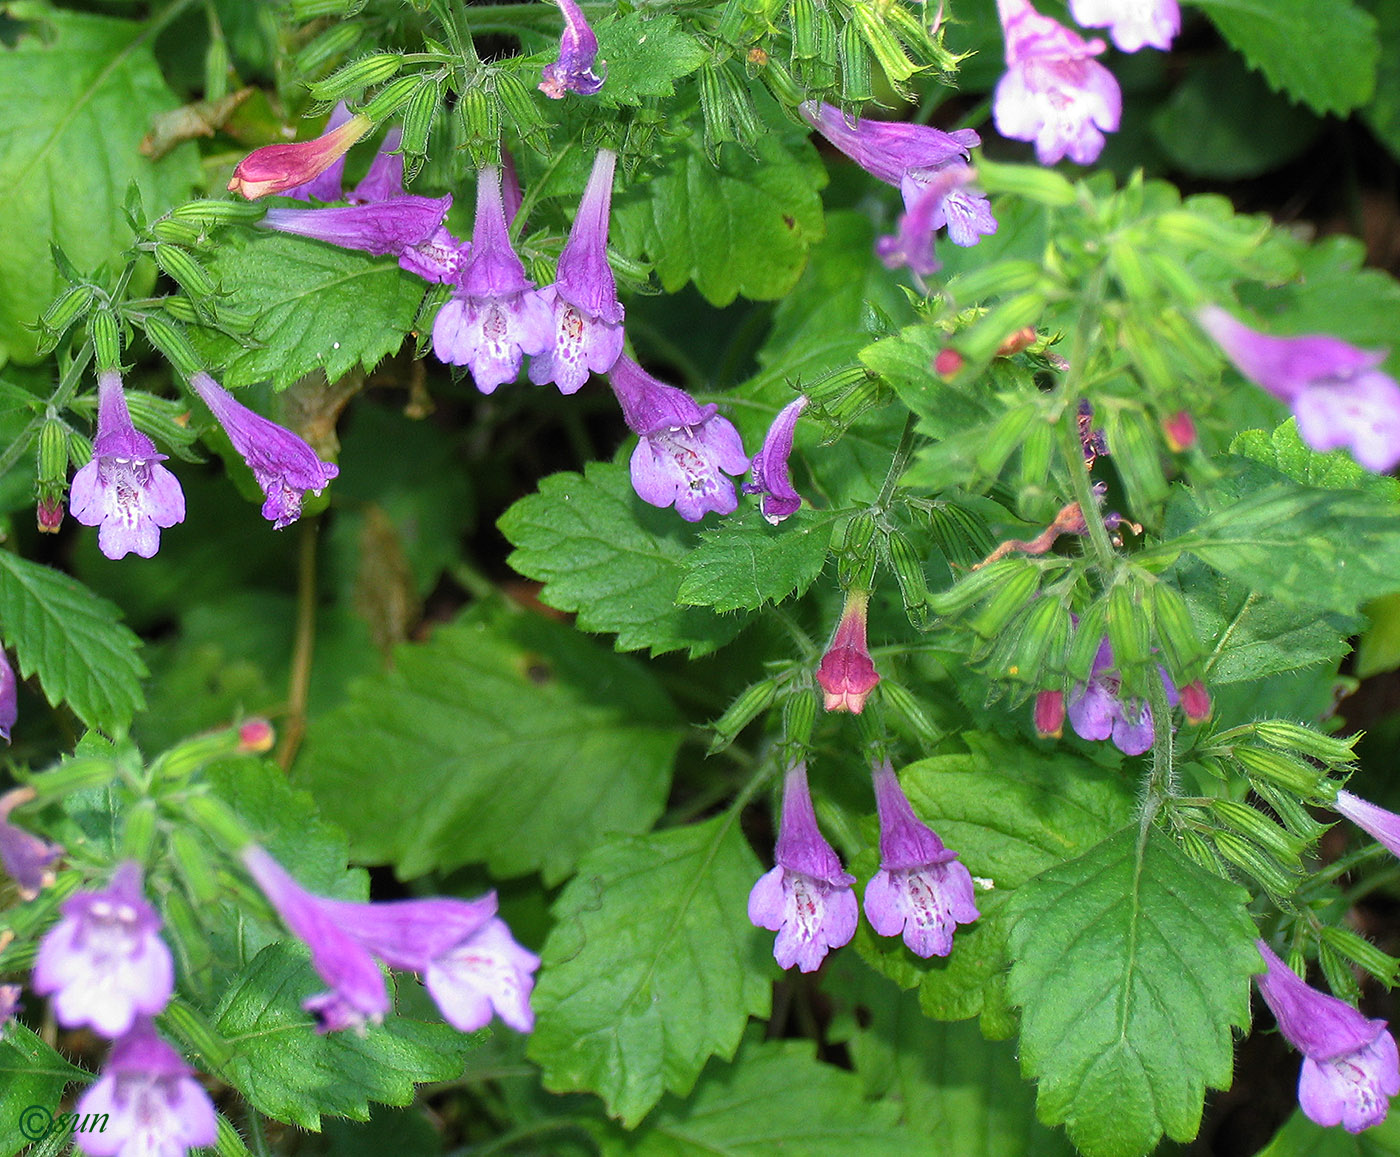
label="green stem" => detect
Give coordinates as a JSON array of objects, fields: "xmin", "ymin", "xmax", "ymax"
[
  {"xmin": 876, "ymin": 411, "xmax": 920, "ymax": 510},
  {"xmin": 1138, "ymin": 673, "xmax": 1177, "ymax": 838},
  {"xmin": 0, "ymin": 343, "xmax": 95, "ymax": 481},
  {"xmin": 276, "ymin": 519, "xmax": 320, "ymax": 771},
  {"xmin": 1057, "ymin": 412, "xmax": 1116, "ymax": 572}
]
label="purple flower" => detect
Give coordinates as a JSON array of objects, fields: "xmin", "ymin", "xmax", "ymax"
[
  {"xmin": 1255, "ymin": 941, "xmax": 1400, "ymax": 1133},
  {"xmin": 1335, "ymin": 791, "xmax": 1400, "ymax": 860},
  {"xmin": 0, "ymin": 787, "xmax": 62, "ymax": 900},
  {"xmin": 529, "ymin": 149, "xmax": 625, "ymax": 395},
  {"xmin": 262, "ymin": 195, "xmax": 459, "ymax": 283},
  {"xmin": 748, "ymin": 763, "xmax": 858, "ymax": 972},
  {"xmin": 1198, "ymin": 306, "xmax": 1400, "ymax": 473},
  {"xmin": 608, "ymin": 355, "xmax": 749, "ymax": 521},
  {"xmin": 864, "ymin": 760, "xmax": 978, "ymax": 957},
  {"xmin": 1067, "ymin": 636, "xmax": 1177, "ymax": 756},
  {"xmin": 0, "ymin": 985, "xmax": 21, "ymax": 1035},
  {"xmin": 69, "ymin": 371, "xmax": 186, "ymax": 560},
  {"xmin": 799, "ymin": 102, "xmax": 996, "ymax": 275},
  {"xmin": 432, "ymin": 166, "xmax": 555, "ymax": 393},
  {"xmin": 32, "ymin": 862, "xmax": 174, "ymax": 1039},
  {"xmin": 242, "ymin": 846, "xmax": 538, "ymax": 1034},
  {"xmin": 0, "ymin": 648, "xmax": 14, "ymax": 743},
  {"xmin": 816, "ymin": 590, "xmax": 880, "ymax": 713},
  {"xmin": 993, "ymin": 0, "xmax": 1122, "ymax": 165},
  {"xmin": 74, "ymin": 1019, "xmax": 218, "ymax": 1157},
  {"xmin": 539, "ymin": 0, "xmax": 604, "ymax": 98},
  {"xmin": 1069, "ymin": 0, "xmax": 1180, "ymax": 52},
  {"xmin": 743, "ymin": 396, "xmax": 808, "ymax": 523},
  {"xmin": 189, "ymin": 373, "xmax": 338, "ymax": 529}
]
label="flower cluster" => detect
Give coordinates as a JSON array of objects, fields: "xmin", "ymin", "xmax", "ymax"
[{"xmin": 749, "ymin": 760, "xmax": 977, "ymax": 971}]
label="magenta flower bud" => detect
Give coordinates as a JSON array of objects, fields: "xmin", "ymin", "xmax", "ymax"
[
  {"xmin": 1163, "ymin": 409, "xmax": 1197, "ymax": 452},
  {"xmin": 74, "ymin": 1019, "xmax": 218, "ymax": 1156},
  {"xmin": 1335, "ymin": 791, "xmax": 1400, "ymax": 861},
  {"xmin": 433, "ymin": 166, "xmax": 554, "ymax": 392},
  {"xmin": 0, "ymin": 650, "xmax": 14, "ymax": 745},
  {"xmin": 1068, "ymin": 0, "xmax": 1180, "ymax": 52},
  {"xmin": 32, "ymin": 862, "xmax": 174, "ymax": 1039},
  {"xmin": 1033, "ymin": 689, "xmax": 1066, "ymax": 738},
  {"xmin": 1198, "ymin": 306, "xmax": 1400, "ymax": 473},
  {"xmin": 283, "ymin": 102, "xmax": 356, "ymax": 202},
  {"xmin": 1255, "ymin": 941, "xmax": 1400, "ymax": 1133},
  {"xmin": 539, "ymin": 0, "xmax": 604, "ymax": 98},
  {"xmin": 69, "ymin": 371, "xmax": 186, "ymax": 560},
  {"xmin": 608, "ymin": 355, "xmax": 750, "ymax": 521},
  {"xmin": 1066, "ymin": 636, "xmax": 1178, "ymax": 756},
  {"xmin": 0, "ymin": 787, "xmax": 62, "ymax": 899},
  {"xmin": 743, "ymin": 396, "xmax": 808, "ymax": 523},
  {"xmin": 228, "ymin": 111, "xmax": 372, "ymax": 200},
  {"xmin": 36, "ymin": 495, "xmax": 63, "ymax": 534},
  {"xmin": 993, "ymin": 0, "xmax": 1122, "ymax": 165},
  {"xmin": 1180, "ymin": 678, "xmax": 1211, "ymax": 725},
  {"xmin": 188, "ymin": 373, "xmax": 338, "ymax": 529},
  {"xmin": 864, "ymin": 760, "xmax": 978, "ymax": 957},
  {"xmin": 799, "ymin": 102, "xmax": 996, "ymax": 274},
  {"xmin": 529, "ymin": 149, "xmax": 625, "ymax": 395},
  {"xmin": 0, "ymin": 984, "xmax": 20, "ymax": 1035},
  {"xmin": 748, "ymin": 763, "xmax": 858, "ymax": 972},
  {"xmin": 816, "ymin": 590, "xmax": 880, "ymax": 713}
]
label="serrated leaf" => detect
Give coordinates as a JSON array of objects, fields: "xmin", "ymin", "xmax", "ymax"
[
  {"xmin": 1361, "ymin": 0, "xmax": 1400, "ymax": 160},
  {"xmin": 1189, "ymin": 0, "xmax": 1379, "ymax": 115},
  {"xmin": 1007, "ymin": 827, "xmax": 1260, "ymax": 1157},
  {"xmin": 1259, "ymin": 1106, "xmax": 1400, "ymax": 1155},
  {"xmin": 676, "ymin": 508, "xmax": 833, "ymax": 612},
  {"xmin": 498, "ymin": 461, "xmax": 746, "ymax": 658},
  {"xmin": 0, "ymin": 1025, "xmax": 88, "ymax": 1157},
  {"xmin": 593, "ymin": 13, "xmax": 707, "ymax": 107},
  {"xmin": 199, "ymin": 231, "xmax": 425, "ymax": 388},
  {"xmin": 212, "ymin": 943, "xmax": 479, "ymax": 1129},
  {"xmin": 1232, "ymin": 419, "xmax": 1400, "ymax": 499},
  {"xmin": 613, "ymin": 116, "xmax": 826, "ymax": 306},
  {"xmin": 0, "ymin": 7, "xmax": 199, "ymax": 363},
  {"xmin": 590, "ymin": 1039, "xmax": 911, "ymax": 1155},
  {"xmin": 528, "ymin": 813, "xmax": 772, "ymax": 1126},
  {"xmin": 0, "ymin": 552, "xmax": 146, "ymax": 734},
  {"xmin": 294, "ymin": 602, "xmax": 682, "ymax": 883},
  {"xmin": 860, "ymin": 323, "xmax": 999, "ymax": 441}
]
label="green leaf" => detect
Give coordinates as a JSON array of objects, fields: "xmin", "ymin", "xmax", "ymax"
[
  {"xmin": 0, "ymin": 7, "xmax": 199, "ymax": 364},
  {"xmin": 676, "ymin": 508, "xmax": 834, "ymax": 612},
  {"xmin": 1232, "ymin": 420, "xmax": 1400, "ymax": 499},
  {"xmin": 1006, "ymin": 827, "xmax": 1260, "ymax": 1157},
  {"xmin": 212, "ymin": 943, "xmax": 479, "ymax": 1130},
  {"xmin": 853, "ymin": 734, "xmax": 1136, "ymax": 1032},
  {"xmin": 1361, "ymin": 0, "xmax": 1400, "ymax": 160},
  {"xmin": 590, "ymin": 1039, "xmax": 912, "ymax": 1154},
  {"xmin": 860, "ymin": 323, "xmax": 999, "ymax": 441},
  {"xmin": 1259, "ymin": 1107, "xmax": 1400, "ymax": 1155},
  {"xmin": 528, "ymin": 813, "xmax": 772, "ymax": 1126},
  {"xmin": 613, "ymin": 116, "xmax": 826, "ymax": 307},
  {"xmin": 498, "ymin": 461, "xmax": 746, "ymax": 658},
  {"xmin": 0, "ymin": 1025, "xmax": 88, "ymax": 1157},
  {"xmin": 593, "ymin": 13, "xmax": 708, "ymax": 107},
  {"xmin": 0, "ymin": 552, "xmax": 146, "ymax": 734},
  {"xmin": 1188, "ymin": 0, "xmax": 1379, "ymax": 115},
  {"xmin": 199, "ymin": 231, "xmax": 426, "ymax": 388},
  {"xmin": 294, "ymin": 602, "xmax": 682, "ymax": 883}
]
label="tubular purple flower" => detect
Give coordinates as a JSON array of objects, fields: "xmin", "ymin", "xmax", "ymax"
[
  {"xmin": 432, "ymin": 166, "xmax": 554, "ymax": 393},
  {"xmin": 261, "ymin": 195, "xmax": 460, "ymax": 282},
  {"xmin": 865, "ymin": 760, "xmax": 978, "ymax": 957},
  {"xmin": 743, "ymin": 396, "xmax": 808, "ymax": 523},
  {"xmin": 608, "ymin": 355, "xmax": 749, "ymax": 521},
  {"xmin": 228, "ymin": 108, "xmax": 372, "ymax": 200},
  {"xmin": 32, "ymin": 862, "xmax": 174, "ymax": 1039},
  {"xmin": 1255, "ymin": 941, "xmax": 1400, "ymax": 1133},
  {"xmin": 799, "ymin": 102, "xmax": 996, "ymax": 272},
  {"xmin": 0, "ymin": 648, "xmax": 14, "ymax": 743},
  {"xmin": 74, "ymin": 1019, "xmax": 218, "ymax": 1157},
  {"xmin": 1335, "ymin": 791, "xmax": 1400, "ymax": 860},
  {"xmin": 350, "ymin": 126, "xmax": 407, "ymax": 204},
  {"xmin": 748, "ymin": 763, "xmax": 858, "ymax": 972},
  {"xmin": 529, "ymin": 149, "xmax": 625, "ymax": 395},
  {"xmin": 993, "ymin": 0, "xmax": 1122, "ymax": 165},
  {"xmin": 1198, "ymin": 306, "xmax": 1400, "ymax": 473},
  {"xmin": 69, "ymin": 371, "xmax": 186, "ymax": 560},
  {"xmin": 0, "ymin": 787, "xmax": 62, "ymax": 900},
  {"xmin": 1069, "ymin": 0, "xmax": 1180, "ymax": 52},
  {"xmin": 539, "ymin": 0, "xmax": 604, "ymax": 98},
  {"xmin": 1067, "ymin": 637, "xmax": 1178, "ymax": 756},
  {"xmin": 189, "ymin": 373, "xmax": 338, "ymax": 529}
]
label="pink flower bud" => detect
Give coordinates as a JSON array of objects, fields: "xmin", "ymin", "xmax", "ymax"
[
  {"xmin": 1163, "ymin": 409, "xmax": 1197, "ymax": 452},
  {"xmin": 935, "ymin": 348, "xmax": 964, "ymax": 377},
  {"xmin": 1033, "ymin": 689, "xmax": 1065, "ymax": 738},
  {"xmin": 228, "ymin": 114, "xmax": 373, "ymax": 200},
  {"xmin": 816, "ymin": 590, "xmax": 880, "ymax": 713},
  {"xmin": 1180, "ymin": 679, "xmax": 1211, "ymax": 724}
]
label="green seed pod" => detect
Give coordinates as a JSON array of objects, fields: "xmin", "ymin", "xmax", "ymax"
[
  {"xmin": 708, "ymin": 679, "xmax": 780, "ymax": 754},
  {"xmin": 24, "ymin": 756, "xmax": 119, "ymax": 803},
  {"xmin": 718, "ymin": 0, "xmax": 753, "ymax": 44},
  {"xmin": 141, "ymin": 314, "xmax": 205, "ymax": 379},
  {"xmin": 204, "ymin": 35, "xmax": 230, "ymax": 103},
  {"xmin": 162, "ymin": 998, "xmax": 236, "ymax": 1070},
  {"xmin": 89, "ymin": 309, "xmax": 122, "ymax": 372},
  {"xmin": 1178, "ymin": 827, "xmax": 1222, "ymax": 874},
  {"xmin": 155, "ymin": 244, "xmax": 218, "ymax": 299},
  {"xmin": 1251, "ymin": 780, "xmax": 1331, "ymax": 843},
  {"xmin": 1066, "ymin": 599, "xmax": 1110, "ymax": 681},
  {"xmin": 1317, "ymin": 924, "xmax": 1399, "ymax": 987},
  {"xmin": 171, "ymin": 199, "xmax": 267, "ymax": 225},
  {"xmin": 928, "ymin": 557, "xmax": 1020, "ymax": 616},
  {"xmin": 399, "ymin": 75, "xmax": 443, "ymax": 162},
  {"xmin": 1317, "ymin": 941, "xmax": 1361, "ymax": 1003},
  {"xmin": 783, "ymin": 687, "xmax": 817, "ymax": 751},
  {"xmin": 160, "ymin": 890, "xmax": 215, "ymax": 982},
  {"xmin": 1005, "ymin": 594, "xmax": 1072, "ymax": 684},
  {"xmin": 361, "ymin": 74, "xmax": 422, "ymax": 122},
  {"xmin": 974, "ymin": 402, "xmax": 1038, "ymax": 479},
  {"xmin": 789, "ymin": 0, "xmax": 820, "ymax": 61},
  {"xmin": 1018, "ymin": 415, "xmax": 1054, "ymax": 492},
  {"xmin": 292, "ymin": 22, "xmax": 362, "ymax": 78},
  {"xmin": 152, "ymin": 218, "xmax": 205, "ymax": 246},
  {"xmin": 1252, "ymin": 721, "xmax": 1358, "ymax": 766},
  {"xmin": 760, "ymin": 55, "xmax": 806, "ymax": 108},
  {"xmin": 170, "ymin": 827, "xmax": 223, "ymax": 907},
  {"xmin": 836, "ymin": 508, "xmax": 877, "ymax": 560},
  {"xmin": 968, "ymin": 563, "xmax": 1041, "ymax": 639},
  {"xmin": 1104, "ymin": 406, "xmax": 1169, "ymax": 511},
  {"xmin": 37, "ymin": 417, "xmax": 68, "ymax": 490},
  {"xmin": 1106, "ymin": 582, "xmax": 1151, "ymax": 672},
  {"xmin": 1234, "ymin": 745, "xmax": 1323, "ymax": 795},
  {"xmin": 838, "ymin": 21, "xmax": 874, "ymax": 103},
  {"xmin": 1108, "ymin": 238, "xmax": 1155, "ymax": 303},
  {"xmin": 955, "ymin": 292, "xmax": 1049, "ymax": 365},
  {"xmin": 881, "ymin": 680, "xmax": 942, "ymax": 748},
  {"xmin": 1150, "ymin": 582, "xmax": 1205, "ymax": 682},
  {"xmin": 1122, "ymin": 318, "xmax": 1177, "ymax": 395},
  {"xmin": 493, "ymin": 71, "xmax": 549, "ymax": 156},
  {"xmin": 975, "ymin": 156, "xmax": 1076, "ymax": 208},
  {"xmin": 1213, "ymin": 799, "xmax": 1301, "ymax": 863},
  {"xmin": 852, "ymin": 1, "xmax": 917, "ymax": 87},
  {"xmin": 699, "ymin": 62, "xmax": 762, "ymax": 157},
  {"xmin": 185, "ymin": 795, "xmax": 256, "ymax": 854},
  {"xmin": 1212, "ymin": 830, "xmax": 1298, "ymax": 897},
  {"xmin": 1154, "ymin": 209, "xmax": 1266, "ymax": 260},
  {"xmin": 885, "ymin": 529, "xmax": 929, "ymax": 628},
  {"xmin": 120, "ymin": 801, "xmax": 158, "ymax": 862},
  {"xmin": 308, "ymin": 53, "xmax": 404, "ymax": 101},
  {"xmin": 36, "ymin": 284, "xmax": 95, "ymax": 353}
]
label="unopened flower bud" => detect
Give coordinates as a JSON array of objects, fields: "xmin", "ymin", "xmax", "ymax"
[
  {"xmin": 816, "ymin": 589, "xmax": 879, "ymax": 713},
  {"xmin": 1034, "ymin": 689, "xmax": 1065, "ymax": 738},
  {"xmin": 934, "ymin": 348, "xmax": 964, "ymax": 377},
  {"xmin": 228, "ymin": 113, "xmax": 372, "ymax": 200},
  {"xmin": 238, "ymin": 718, "xmax": 275, "ymax": 753},
  {"xmin": 995, "ymin": 326, "xmax": 1038, "ymax": 358},
  {"xmin": 1163, "ymin": 409, "xmax": 1197, "ymax": 451},
  {"xmin": 1180, "ymin": 679, "xmax": 1211, "ymax": 724}
]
